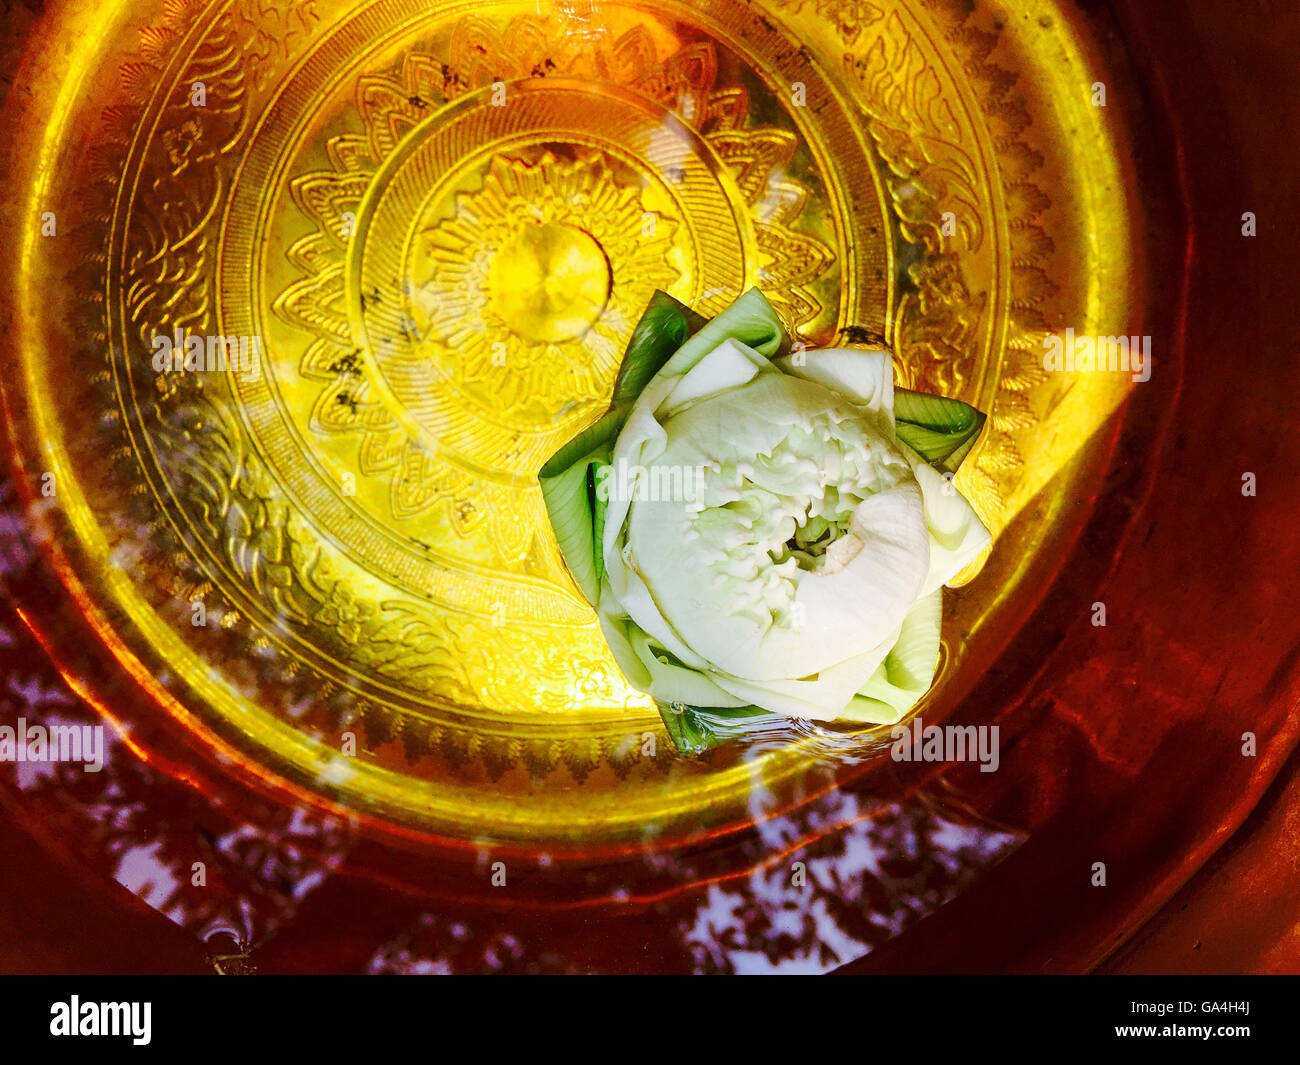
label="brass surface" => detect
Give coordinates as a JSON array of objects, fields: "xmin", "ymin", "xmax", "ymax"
[{"xmin": 2, "ymin": 0, "xmax": 1145, "ymax": 844}]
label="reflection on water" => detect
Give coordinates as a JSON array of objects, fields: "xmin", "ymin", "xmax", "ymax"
[
  {"xmin": 0, "ymin": 641, "xmax": 355, "ymax": 965},
  {"xmin": 368, "ymin": 915, "xmax": 579, "ymax": 975},
  {"xmin": 0, "ymin": 477, "xmax": 1024, "ymax": 972},
  {"xmin": 355, "ymin": 792, "xmax": 1022, "ymax": 974},
  {"xmin": 682, "ymin": 793, "xmax": 1021, "ymax": 974}
]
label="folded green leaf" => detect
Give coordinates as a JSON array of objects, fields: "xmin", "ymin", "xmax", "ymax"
[
  {"xmin": 658, "ymin": 287, "xmax": 788, "ymax": 377},
  {"xmin": 612, "ymin": 290, "xmax": 706, "ymax": 403},
  {"xmin": 538, "ymin": 435, "xmax": 613, "ymax": 605},
  {"xmin": 892, "ymin": 388, "xmax": 986, "ymax": 473},
  {"xmin": 656, "ymin": 700, "xmax": 785, "ymax": 757}
]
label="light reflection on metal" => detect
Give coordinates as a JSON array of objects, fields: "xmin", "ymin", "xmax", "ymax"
[{"xmin": 0, "ymin": 0, "xmax": 1197, "ymax": 973}]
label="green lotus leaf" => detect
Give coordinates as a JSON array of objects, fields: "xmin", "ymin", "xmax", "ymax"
[
  {"xmin": 892, "ymin": 388, "xmax": 986, "ymax": 472},
  {"xmin": 656, "ymin": 701, "xmax": 784, "ymax": 758}
]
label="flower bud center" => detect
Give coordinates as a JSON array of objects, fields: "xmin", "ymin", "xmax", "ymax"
[{"xmin": 684, "ymin": 409, "xmax": 909, "ymax": 629}]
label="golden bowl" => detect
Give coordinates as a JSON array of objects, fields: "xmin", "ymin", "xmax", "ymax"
[{"xmin": 2, "ymin": 0, "xmax": 1149, "ymax": 853}]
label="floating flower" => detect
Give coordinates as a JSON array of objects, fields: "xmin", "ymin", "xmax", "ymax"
[{"xmin": 540, "ymin": 289, "xmax": 990, "ymax": 754}]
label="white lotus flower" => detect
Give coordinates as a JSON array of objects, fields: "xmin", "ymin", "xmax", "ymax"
[{"xmin": 540, "ymin": 289, "xmax": 992, "ymax": 753}]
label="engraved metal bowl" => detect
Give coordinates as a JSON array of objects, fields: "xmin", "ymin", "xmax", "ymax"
[
  {"xmin": 1, "ymin": 0, "xmax": 1148, "ymax": 846},
  {"xmin": 4, "ymin": 0, "xmax": 1296, "ymax": 974}
]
